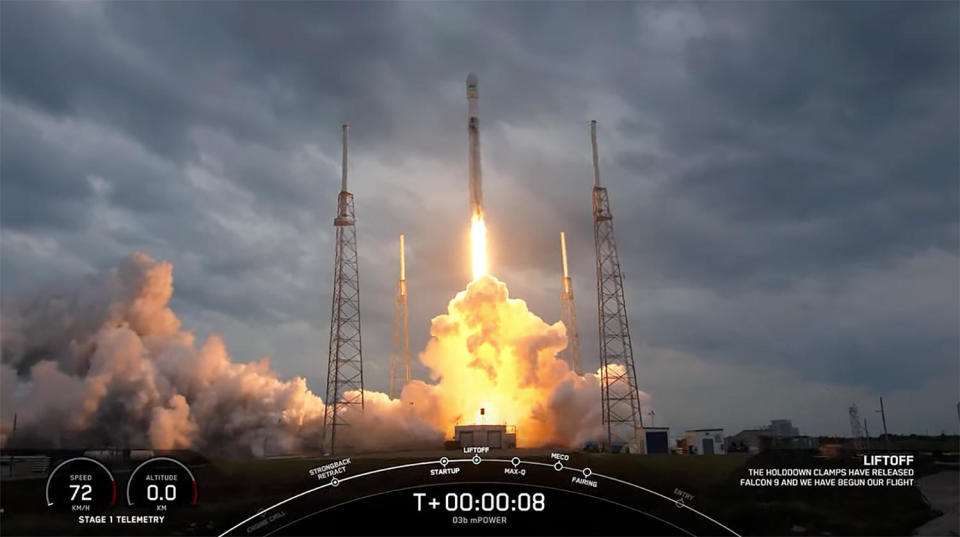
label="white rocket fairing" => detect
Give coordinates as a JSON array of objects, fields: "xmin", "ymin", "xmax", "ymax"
[{"xmin": 467, "ymin": 73, "xmax": 483, "ymax": 219}]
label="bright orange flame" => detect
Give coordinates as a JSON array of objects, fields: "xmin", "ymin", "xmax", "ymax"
[
  {"xmin": 470, "ymin": 214, "xmax": 488, "ymax": 280},
  {"xmin": 337, "ymin": 274, "xmax": 617, "ymax": 449},
  {"xmin": 400, "ymin": 275, "xmax": 606, "ymax": 446}
]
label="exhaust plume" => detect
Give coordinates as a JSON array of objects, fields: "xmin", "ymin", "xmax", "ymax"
[
  {"xmin": 397, "ymin": 274, "xmax": 610, "ymax": 446},
  {"xmin": 1, "ymin": 253, "xmax": 329, "ymax": 457},
  {"xmin": 1, "ymin": 254, "xmax": 648, "ymax": 455}
]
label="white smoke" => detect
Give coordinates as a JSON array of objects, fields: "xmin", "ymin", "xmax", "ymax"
[
  {"xmin": 1, "ymin": 253, "xmax": 646, "ymax": 456},
  {"xmin": 0, "ymin": 253, "xmax": 334, "ymax": 457}
]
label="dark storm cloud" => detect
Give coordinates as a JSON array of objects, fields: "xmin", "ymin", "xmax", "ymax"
[
  {"xmin": 1, "ymin": 1, "xmax": 956, "ymax": 435},
  {"xmin": 0, "ymin": 112, "xmax": 95, "ymax": 230},
  {"xmin": 590, "ymin": 2, "xmax": 959, "ymax": 394}
]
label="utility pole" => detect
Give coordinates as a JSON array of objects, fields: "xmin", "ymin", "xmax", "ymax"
[
  {"xmin": 878, "ymin": 397, "xmax": 890, "ymax": 450},
  {"xmin": 590, "ymin": 120, "xmax": 644, "ymax": 449},
  {"xmin": 322, "ymin": 124, "xmax": 365, "ymax": 455}
]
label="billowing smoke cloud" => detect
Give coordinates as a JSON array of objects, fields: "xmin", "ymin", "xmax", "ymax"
[
  {"xmin": 394, "ymin": 275, "xmax": 622, "ymax": 447},
  {"xmin": 1, "ymin": 253, "xmax": 330, "ymax": 457},
  {"xmin": 1, "ymin": 254, "xmax": 648, "ymax": 456}
]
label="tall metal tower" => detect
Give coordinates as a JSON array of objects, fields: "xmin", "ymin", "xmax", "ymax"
[
  {"xmin": 590, "ymin": 120, "xmax": 644, "ymax": 448},
  {"xmin": 559, "ymin": 232, "xmax": 582, "ymax": 375},
  {"xmin": 389, "ymin": 234, "xmax": 410, "ymax": 399},
  {"xmin": 323, "ymin": 124, "xmax": 364, "ymax": 455},
  {"xmin": 849, "ymin": 404, "xmax": 864, "ymax": 451},
  {"xmin": 863, "ymin": 419, "xmax": 872, "ymax": 452}
]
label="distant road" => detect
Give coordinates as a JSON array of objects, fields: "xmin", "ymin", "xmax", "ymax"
[{"xmin": 915, "ymin": 470, "xmax": 959, "ymax": 536}]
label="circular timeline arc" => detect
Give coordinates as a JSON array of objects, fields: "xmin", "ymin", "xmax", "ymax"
[{"xmin": 218, "ymin": 456, "xmax": 741, "ymax": 537}]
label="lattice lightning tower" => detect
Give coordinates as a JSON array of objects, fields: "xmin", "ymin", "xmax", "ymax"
[
  {"xmin": 849, "ymin": 404, "xmax": 864, "ymax": 451},
  {"xmin": 590, "ymin": 120, "xmax": 644, "ymax": 448},
  {"xmin": 322, "ymin": 124, "xmax": 365, "ymax": 455},
  {"xmin": 389, "ymin": 234, "xmax": 410, "ymax": 399}
]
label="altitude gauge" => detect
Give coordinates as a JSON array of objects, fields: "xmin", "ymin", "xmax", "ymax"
[
  {"xmin": 45, "ymin": 457, "xmax": 116, "ymax": 512},
  {"xmin": 126, "ymin": 457, "xmax": 197, "ymax": 511}
]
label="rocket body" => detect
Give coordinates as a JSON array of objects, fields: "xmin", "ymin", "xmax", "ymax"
[{"xmin": 466, "ymin": 73, "xmax": 483, "ymax": 219}]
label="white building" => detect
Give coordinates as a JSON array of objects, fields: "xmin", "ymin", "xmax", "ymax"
[
  {"xmin": 684, "ymin": 429, "xmax": 725, "ymax": 455},
  {"xmin": 454, "ymin": 424, "xmax": 517, "ymax": 449}
]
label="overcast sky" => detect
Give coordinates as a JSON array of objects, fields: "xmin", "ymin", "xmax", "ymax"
[{"xmin": 2, "ymin": 1, "xmax": 957, "ymax": 436}]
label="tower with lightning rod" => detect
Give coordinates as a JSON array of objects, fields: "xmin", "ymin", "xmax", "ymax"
[
  {"xmin": 849, "ymin": 404, "xmax": 864, "ymax": 451},
  {"xmin": 389, "ymin": 234, "xmax": 410, "ymax": 399},
  {"xmin": 559, "ymin": 232, "xmax": 583, "ymax": 374},
  {"xmin": 590, "ymin": 120, "xmax": 644, "ymax": 448},
  {"xmin": 322, "ymin": 124, "xmax": 365, "ymax": 455}
]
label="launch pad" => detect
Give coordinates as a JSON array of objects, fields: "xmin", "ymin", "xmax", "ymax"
[{"xmin": 453, "ymin": 425, "xmax": 518, "ymax": 450}]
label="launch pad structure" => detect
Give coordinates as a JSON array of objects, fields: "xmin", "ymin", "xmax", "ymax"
[
  {"xmin": 590, "ymin": 120, "xmax": 645, "ymax": 448},
  {"xmin": 323, "ymin": 124, "xmax": 365, "ymax": 455},
  {"xmin": 319, "ymin": 82, "xmax": 646, "ymax": 454},
  {"xmin": 389, "ymin": 234, "xmax": 410, "ymax": 399}
]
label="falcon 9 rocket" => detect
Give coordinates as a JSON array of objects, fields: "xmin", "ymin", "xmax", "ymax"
[{"xmin": 466, "ymin": 73, "xmax": 483, "ymax": 219}]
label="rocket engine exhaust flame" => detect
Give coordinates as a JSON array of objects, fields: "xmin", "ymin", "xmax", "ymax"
[
  {"xmin": 398, "ymin": 273, "xmax": 624, "ymax": 445},
  {"xmin": 471, "ymin": 214, "xmax": 488, "ymax": 281}
]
